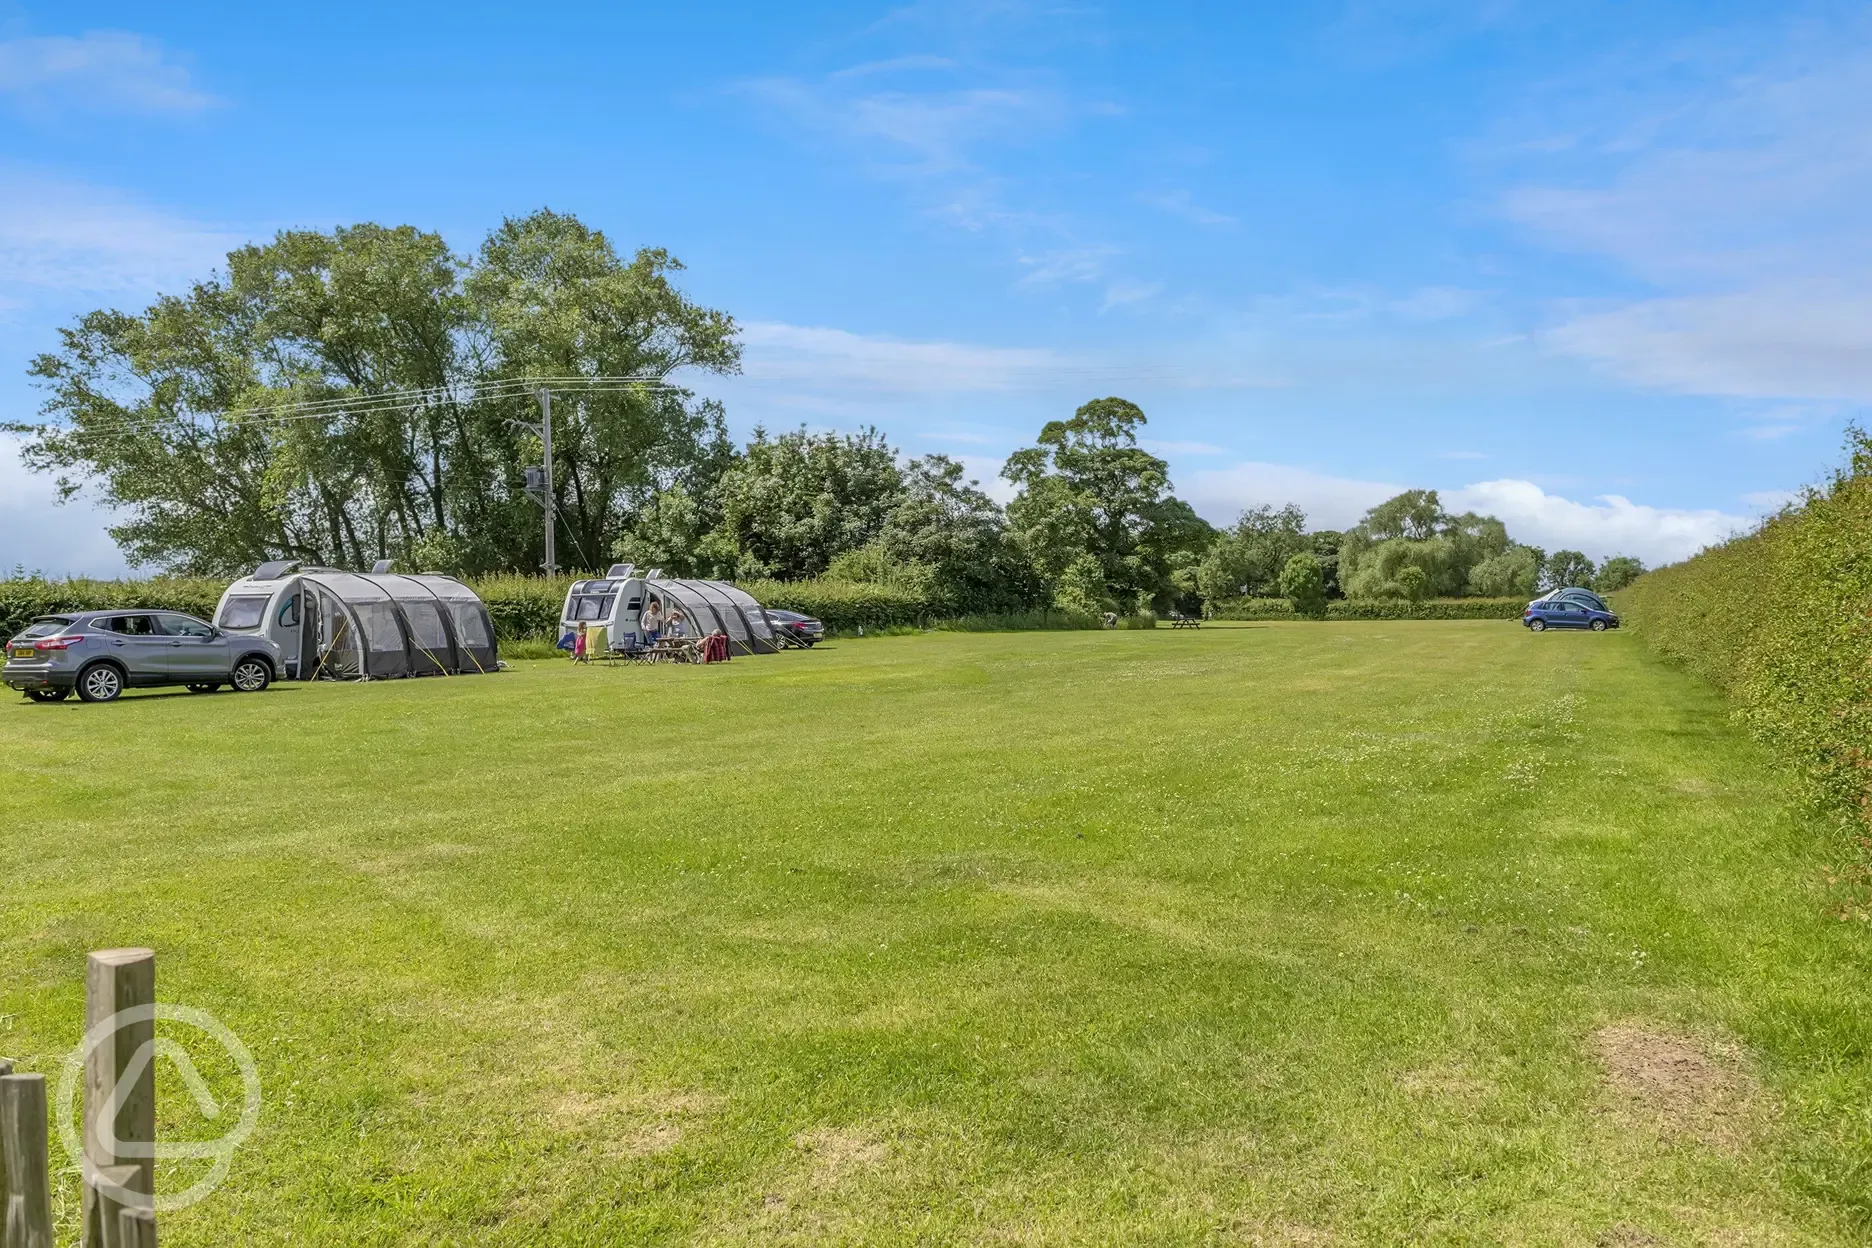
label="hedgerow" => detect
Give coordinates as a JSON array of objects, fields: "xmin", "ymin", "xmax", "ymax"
[
  {"xmin": 1619, "ymin": 429, "xmax": 1872, "ymax": 835},
  {"xmin": 1206, "ymin": 597, "xmax": 1527, "ymax": 621}
]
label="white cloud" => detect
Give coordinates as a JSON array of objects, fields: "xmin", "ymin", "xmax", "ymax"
[
  {"xmin": 0, "ymin": 170, "xmax": 244, "ymax": 295},
  {"xmin": 1443, "ymin": 479, "xmax": 1746, "ymax": 564},
  {"xmin": 0, "ymin": 434, "xmax": 132, "ymax": 578},
  {"xmin": 0, "ymin": 31, "xmax": 217, "ymax": 117},
  {"xmin": 950, "ymin": 453, "xmax": 1017, "ymax": 504}
]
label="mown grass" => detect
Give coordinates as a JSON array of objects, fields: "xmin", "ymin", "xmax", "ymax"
[{"xmin": 1, "ymin": 623, "xmax": 1866, "ymax": 1244}]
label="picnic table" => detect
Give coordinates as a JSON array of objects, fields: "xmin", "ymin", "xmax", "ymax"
[
  {"xmin": 606, "ymin": 638, "xmax": 702, "ymax": 664},
  {"xmin": 1167, "ymin": 614, "xmax": 1203, "ymax": 629}
]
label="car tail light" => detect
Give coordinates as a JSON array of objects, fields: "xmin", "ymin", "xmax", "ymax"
[{"xmin": 34, "ymin": 635, "xmax": 84, "ymax": 650}]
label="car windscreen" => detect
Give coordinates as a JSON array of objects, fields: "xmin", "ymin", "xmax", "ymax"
[
  {"xmin": 219, "ymin": 595, "xmax": 271, "ymax": 631},
  {"xmin": 19, "ymin": 617, "xmax": 73, "ymax": 639}
]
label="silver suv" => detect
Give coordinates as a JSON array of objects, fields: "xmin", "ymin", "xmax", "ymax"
[{"xmin": 4, "ymin": 611, "xmax": 282, "ymax": 703}]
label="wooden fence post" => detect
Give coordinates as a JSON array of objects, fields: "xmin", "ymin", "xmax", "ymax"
[
  {"xmin": 83, "ymin": 949, "xmax": 156, "ymax": 1248},
  {"xmin": 86, "ymin": 1164, "xmax": 142, "ymax": 1248},
  {"xmin": 0, "ymin": 1072, "xmax": 55, "ymax": 1248},
  {"xmin": 0, "ymin": 1056, "xmax": 11, "ymax": 1235},
  {"xmin": 117, "ymin": 1207, "xmax": 156, "ymax": 1248}
]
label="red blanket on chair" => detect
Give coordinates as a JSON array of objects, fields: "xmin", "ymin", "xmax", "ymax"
[{"xmin": 700, "ymin": 633, "xmax": 731, "ymax": 663}]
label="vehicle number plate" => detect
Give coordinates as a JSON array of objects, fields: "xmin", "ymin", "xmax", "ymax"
[{"xmin": 11, "ymin": 648, "xmax": 36, "ymax": 659}]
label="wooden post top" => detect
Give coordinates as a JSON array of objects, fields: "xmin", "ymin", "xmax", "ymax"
[{"xmin": 88, "ymin": 949, "xmax": 155, "ymax": 967}]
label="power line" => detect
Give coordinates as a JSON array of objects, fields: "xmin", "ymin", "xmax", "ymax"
[{"xmin": 26, "ymin": 375, "xmax": 692, "ymax": 440}]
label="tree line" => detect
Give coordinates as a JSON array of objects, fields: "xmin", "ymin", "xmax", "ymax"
[{"xmin": 8, "ymin": 211, "xmax": 1642, "ymax": 614}]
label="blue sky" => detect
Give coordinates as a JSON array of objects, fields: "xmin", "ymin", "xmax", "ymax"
[{"xmin": 4, "ymin": 1, "xmax": 1869, "ymax": 575}]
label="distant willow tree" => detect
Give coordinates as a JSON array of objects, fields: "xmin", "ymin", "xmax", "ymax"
[{"xmin": 9, "ymin": 211, "xmax": 739, "ymax": 576}]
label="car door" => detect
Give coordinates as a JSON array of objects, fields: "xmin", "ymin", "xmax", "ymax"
[
  {"xmin": 96, "ymin": 614, "xmax": 172, "ymax": 683},
  {"xmin": 1557, "ymin": 602, "xmax": 1589, "ymax": 629},
  {"xmin": 160, "ymin": 613, "xmax": 232, "ymax": 680}
]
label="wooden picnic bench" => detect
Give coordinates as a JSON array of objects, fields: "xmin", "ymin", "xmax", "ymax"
[{"xmin": 1167, "ymin": 614, "xmax": 1203, "ymax": 629}]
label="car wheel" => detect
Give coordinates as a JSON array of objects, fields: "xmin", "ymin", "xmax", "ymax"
[
  {"xmin": 76, "ymin": 664, "xmax": 124, "ymax": 703},
  {"xmin": 186, "ymin": 683, "xmax": 220, "ymax": 693},
  {"xmin": 24, "ymin": 688, "xmax": 70, "ymax": 703},
  {"xmin": 1590, "ymin": 619, "xmax": 1608, "ymax": 632},
  {"xmin": 1528, "ymin": 618, "xmax": 1546, "ymax": 633},
  {"xmin": 231, "ymin": 658, "xmax": 272, "ymax": 693}
]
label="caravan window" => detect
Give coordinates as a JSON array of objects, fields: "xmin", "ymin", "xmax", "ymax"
[
  {"xmin": 571, "ymin": 593, "xmax": 615, "ymax": 621},
  {"xmin": 219, "ymin": 596, "xmax": 270, "ymax": 631},
  {"xmin": 278, "ymin": 594, "xmax": 300, "ymax": 627}
]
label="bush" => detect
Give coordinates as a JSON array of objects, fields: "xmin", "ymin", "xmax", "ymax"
[
  {"xmin": 1620, "ymin": 428, "xmax": 1872, "ymax": 834},
  {"xmin": 1117, "ymin": 613, "xmax": 1158, "ymax": 629},
  {"xmin": 1206, "ymin": 597, "xmax": 1525, "ymax": 621}
]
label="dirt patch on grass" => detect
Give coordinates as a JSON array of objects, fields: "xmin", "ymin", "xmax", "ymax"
[
  {"xmin": 793, "ymin": 1126, "xmax": 890, "ymax": 1186},
  {"xmin": 550, "ymin": 1087, "xmax": 719, "ymax": 1156},
  {"xmin": 1590, "ymin": 1023, "xmax": 1762, "ymax": 1151}
]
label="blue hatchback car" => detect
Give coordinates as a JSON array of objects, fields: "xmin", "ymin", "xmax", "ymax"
[{"xmin": 1524, "ymin": 598, "xmax": 1619, "ymax": 632}]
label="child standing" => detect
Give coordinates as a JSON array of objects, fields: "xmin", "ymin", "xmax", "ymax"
[{"xmin": 573, "ymin": 620, "xmax": 589, "ymax": 664}]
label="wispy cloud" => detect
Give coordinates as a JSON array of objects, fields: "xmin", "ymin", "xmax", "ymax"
[
  {"xmin": 1015, "ymin": 244, "xmax": 1119, "ymax": 287},
  {"xmin": 737, "ymin": 321, "xmax": 1078, "ymax": 393},
  {"xmin": 0, "ymin": 169, "xmax": 244, "ymax": 295},
  {"xmin": 0, "ymin": 31, "xmax": 218, "ymax": 117},
  {"xmin": 1497, "ymin": 25, "xmax": 1872, "ymax": 401},
  {"xmin": 1139, "ymin": 188, "xmax": 1235, "ymax": 227},
  {"xmin": 738, "ymin": 66, "xmax": 1072, "ymax": 178},
  {"xmin": 1545, "ymin": 289, "xmax": 1872, "ymax": 401}
]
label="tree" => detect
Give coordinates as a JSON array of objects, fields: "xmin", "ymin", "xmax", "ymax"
[
  {"xmin": 11, "ymin": 211, "xmax": 741, "ymax": 576},
  {"xmin": 1278, "ymin": 552, "xmax": 1327, "ymax": 617},
  {"xmin": 467, "ymin": 212, "xmax": 740, "ymax": 572},
  {"xmin": 1338, "ymin": 490, "xmax": 1518, "ymax": 599},
  {"xmin": 1196, "ymin": 504, "xmax": 1309, "ymax": 607},
  {"xmin": 1544, "ymin": 550, "xmax": 1597, "ymax": 590},
  {"xmin": 874, "ymin": 455, "xmax": 1039, "ymax": 612},
  {"xmin": 710, "ymin": 426, "xmax": 904, "ymax": 579},
  {"xmin": 1594, "ymin": 555, "xmax": 1645, "ymax": 592},
  {"xmin": 1003, "ymin": 397, "xmax": 1212, "ymax": 613},
  {"xmin": 1467, "ymin": 545, "xmax": 1542, "ymax": 598},
  {"xmin": 1396, "ymin": 565, "xmax": 1429, "ymax": 603}
]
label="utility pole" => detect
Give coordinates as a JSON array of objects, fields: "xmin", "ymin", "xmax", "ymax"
[{"xmin": 538, "ymin": 387, "xmax": 556, "ymax": 576}]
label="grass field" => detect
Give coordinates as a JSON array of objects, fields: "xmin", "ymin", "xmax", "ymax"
[{"xmin": 2, "ymin": 623, "xmax": 1867, "ymax": 1245}]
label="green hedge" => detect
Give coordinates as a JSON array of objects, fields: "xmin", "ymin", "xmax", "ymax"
[
  {"xmin": 1619, "ymin": 429, "xmax": 1872, "ymax": 833},
  {"xmin": 1208, "ymin": 597, "xmax": 1527, "ymax": 621},
  {"xmin": 0, "ymin": 573, "xmax": 1058, "ymax": 644},
  {"xmin": 0, "ymin": 577, "xmax": 225, "ymax": 643}
]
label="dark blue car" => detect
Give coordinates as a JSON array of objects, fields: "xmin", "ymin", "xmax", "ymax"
[{"xmin": 1524, "ymin": 598, "xmax": 1619, "ymax": 632}]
